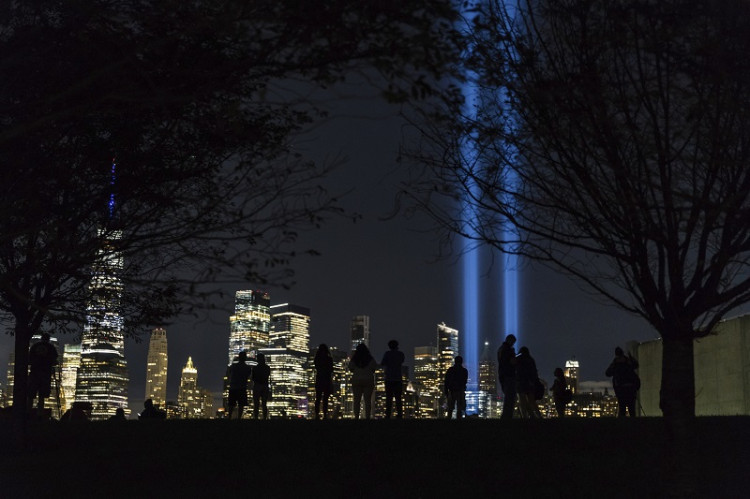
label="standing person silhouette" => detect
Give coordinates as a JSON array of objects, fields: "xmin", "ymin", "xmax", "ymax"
[
  {"xmin": 516, "ymin": 346, "xmax": 542, "ymax": 419},
  {"xmin": 497, "ymin": 334, "xmax": 518, "ymax": 419},
  {"xmin": 444, "ymin": 356, "xmax": 469, "ymax": 419},
  {"xmin": 380, "ymin": 340, "xmax": 406, "ymax": 418},
  {"xmin": 252, "ymin": 352, "xmax": 271, "ymax": 420},
  {"xmin": 348, "ymin": 343, "xmax": 378, "ymax": 420},
  {"xmin": 550, "ymin": 367, "xmax": 568, "ymax": 418},
  {"xmin": 227, "ymin": 351, "xmax": 252, "ymax": 419},
  {"xmin": 313, "ymin": 344, "xmax": 334, "ymax": 420},
  {"xmin": 28, "ymin": 333, "xmax": 58, "ymax": 416},
  {"xmin": 606, "ymin": 347, "xmax": 640, "ymax": 417}
]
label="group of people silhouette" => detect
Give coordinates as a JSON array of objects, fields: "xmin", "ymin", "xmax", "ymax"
[
  {"xmin": 22, "ymin": 332, "xmax": 640, "ymax": 421},
  {"xmin": 226, "ymin": 350, "xmax": 271, "ymax": 420},
  {"xmin": 498, "ymin": 334, "xmax": 641, "ymax": 419}
]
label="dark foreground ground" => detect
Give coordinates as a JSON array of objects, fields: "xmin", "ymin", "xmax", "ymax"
[{"xmin": 1, "ymin": 417, "xmax": 748, "ymax": 498}]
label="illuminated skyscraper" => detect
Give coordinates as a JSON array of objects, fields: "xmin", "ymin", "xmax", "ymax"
[
  {"xmin": 565, "ymin": 358, "xmax": 580, "ymax": 394},
  {"xmin": 413, "ymin": 346, "xmax": 439, "ymax": 418},
  {"xmin": 178, "ymin": 356, "xmax": 200, "ymax": 418},
  {"xmin": 145, "ymin": 328, "xmax": 168, "ymax": 408},
  {"xmin": 437, "ymin": 322, "xmax": 459, "ymax": 384},
  {"xmin": 228, "ymin": 290, "xmax": 271, "ymax": 363},
  {"xmin": 437, "ymin": 322, "xmax": 459, "ymax": 417},
  {"xmin": 60, "ymin": 343, "xmax": 81, "ymax": 413},
  {"xmin": 350, "ymin": 315, "xmax": 370, "ymax": 351},
  {"xmin": 267, "ymin": 303, "xmax": 310, "ymax": 418},
  {"xmin": 75, "ymin": 228, "xmax": 129, "ymax": 420},
  {"xmin": 3, "ymin": 352, "xmax": 13, "ymax": 408},
  {"xmin": 476, "ymin": 340, "xmax": 500, "ymax": 418}
]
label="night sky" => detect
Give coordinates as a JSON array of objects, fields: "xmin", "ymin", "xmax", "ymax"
[{"xmin": 0, "ymin": 79, "xmax": 663, "ymax": 415}]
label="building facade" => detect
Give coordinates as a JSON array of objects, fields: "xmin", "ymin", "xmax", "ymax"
[
  {"xmin": 636, "ymin": 314, "xmax": 750, "ymax": 416},
  {"xmin": 75, "ymin": 228, "xmax": 129, "ymax": 420},
  {"xmin": 228, "ymin": 290, "xmax": 271, "ymax": 363},
  {"xmin": 60, "ymin": 343, "xmax": 81, "ymax": 414},
  {"xmin": 266, "ymin": 303, "xmax": 311, "ymax": 419},
  {"xmin": 178, "ymin": 357, "xmax": 201, "ymax": 418},
  {"xmin": 145, "ymin": 328, "xmax": 168, "ymax": 409},
  {"xmin": 350, "ymin": 315, "xmax": 371, "ymax": 351}
]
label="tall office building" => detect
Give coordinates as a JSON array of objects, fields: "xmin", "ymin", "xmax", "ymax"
[
  {"xmin": 476, "ymin": 340, "xmax": 500, "ymax": 418},
  {"xmin": 436, "ymin": 322, "xmax": 459, "ymax": 385},
  {"xmin": 60, "ymin": 343, "xmax": 81, "ymax": 413},
  {"xmin": 178, "ymin": 357, "xmax": 200, "ymax": 418},
  {"xmin": 3, "ymin": 352, "xmax": 13, "ymax": 408},
  {"xmin": 75, "ymin": 228, "xmax": 129, "ymax": 420},
  {"xmin": 145, "ymin": 328, "xmax": 168, "ymax": 408},
  {"xmin": 228, "ymin": 290, "xmax": 271, "ymax": 363},
  {"xmin": 350, "ymin": 315, "xmax": 371, "ymax": 351},
  {"xmin": 565, "ymin": 358, "xmax": 580, "ymax": 394},
  {"xmin": 266, "ymin": 303, "xmax": 310, "ymax": 418},
  {"xmin": 413, "ymin": 346, "xmax": 439, "ymax": 418}
]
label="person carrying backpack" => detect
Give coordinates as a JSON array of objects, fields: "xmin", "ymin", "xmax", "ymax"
[{"xmin": 605, "ymin": 346, "xmax": 640, "ymax": 417}]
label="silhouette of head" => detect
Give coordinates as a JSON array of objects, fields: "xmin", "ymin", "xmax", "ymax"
[
  {"xmin": 518, "ymin": 346, "xmax": 529, "ymax": 356},
  {"xmin": 388, "ymin": 340, "xmax": 398, "ymax": 350},
  {"xmin": 355, "ymin": 343, "xmax": 369, "ymax": 356},
  {"xmin": 353, "ymin": 343, "xmax": 371, "ymax": 367},
  {"xmin": 144, "ymin": 399, "xmax": 153, "ymax": 409},
  {"xmin": 41, "ymin": 332, "xmax": 51, "ymax": 342},
  {"xmin": 454, "ymin": 355, "xmax": 463, "ymax": 365},
  {"xmin": 615, "ymin": 346, "xmax": 624, "ymax": 356},
  {"xmin": 238, "ymin": 351, "xmax": 247, "ymax": 362},
  {"xmin": 319, "ymin": 343, "xmax": 329, "ymax": 354},
  {"xmin": 257, "ymin": 352, "xmax": 266, "ymax": 364},
  {"xmin": 115, "ymin": 407, "xmax": 125, "ymax": 417},
  {"xmin": 554, "ymin": 367, "xmax": 563, "ymax": 377},
  {"xmin": 506, "ymin": 334, "xmax": 516, "ymax": 345}
]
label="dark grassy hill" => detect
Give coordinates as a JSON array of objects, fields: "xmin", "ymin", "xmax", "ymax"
[{"xmin": 2, "ymin": 417, "xmax": 748, "ymax": 498}]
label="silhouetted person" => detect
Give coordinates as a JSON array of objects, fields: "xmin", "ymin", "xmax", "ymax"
[
  {"xmin": 348, "ymin": 343, "xmax": 377, "ymax": 420},
  {"xmin": 497, "ymin": 334, "xmax": 518, "ymax": 419},
  {"xmin": 61, "ymin": 401, "xmax": 91, "ymax": 422},
  {"xmin": 444, "ymin": 356, "xmax": 469, "ymax": 419},
  {"xmin": 252, "ymin": 352, "xmax": 271, "ymax": 420},
  {"xmin": 27, "ymin": 333, "xmax": 58, "ymax": 416},
  {"xmin": 314, "ymin": 344, "xmax": 334, "ymax": 420},
  {"xmin": 516, "ymin": 347, "xmax": 542, "ymax": 419},
  {"xmin": 108, "ymin": 407, "xmax": 127, "ymax": 422},
  {"xmin": 550, "ymin": 367, "xmax": 568, "ymax": 418},
  {"xmin": 606, "ymin": 346, "xmax": 640, "ymax": 417},
  {"xmin": 227, "ymin": 351, "xmax": 252, "ymax": 419},
  {"xmin": 381, "ymin": 339, "xmax": 406, "ymax": 418},
  {"xmin": 139, "ymin": 398, "xmax": 166, "ymax": 419}
]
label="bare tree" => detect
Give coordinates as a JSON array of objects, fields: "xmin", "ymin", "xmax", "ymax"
[
  {"xmin": 405, "ymin": 0, "xmax": 750, "ymax": 428},
  {"xmin": 0, "ymin": 0, "xmax": 461, "ymax": 429}
]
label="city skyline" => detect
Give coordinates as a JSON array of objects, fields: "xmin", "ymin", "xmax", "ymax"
[{"xmin": 0, "ymin": 81, "xmax": 667, "ymax": 416}]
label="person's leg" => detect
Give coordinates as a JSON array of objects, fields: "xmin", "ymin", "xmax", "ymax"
[
  {"xmin": 253, "ymin": 392, "xmax": 260, "ymax": 419},
  {"xmin": 457, "ymin": 391, "xmax": 466, "ymax": 419},
  {"xmin": 322, "ymin": 389, "xmax": 330, "ymax": 419},
  {"xmin": 501, "ymin": 379, "xmax": 516, "ymax": 419},
  {"xmin": 315, "ymin": 388, "xmax": 322, "ymax": 419},
  {"xmin": 364, "ymin": 382, "xmax": 374, "ymax": 419},
  {"xmin": 385, "ymin": 381, "xmax": 394, "ymax": 419},
  {"xmin": 395, "ymin": 382, "xmax": 403, "ymax": 418},
  {"xmin": 261, "ymin": 391, "xmax": 268, "ymax": 419},
  {"xmin": 353, "ymin": 382, "xmax": 363, "ymax": 420}
]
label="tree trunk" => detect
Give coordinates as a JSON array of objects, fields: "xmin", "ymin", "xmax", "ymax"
[
  {"xmin": 659, "ymin": 334, "xmax": 697, "ymax": 497},
  {"xmin": 660, "ymin": 335, "xmax": 695, "ymax": 419},
  {"xmin": 11, "ymin": 322, "xmax": 32, "ymax": 450}
]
